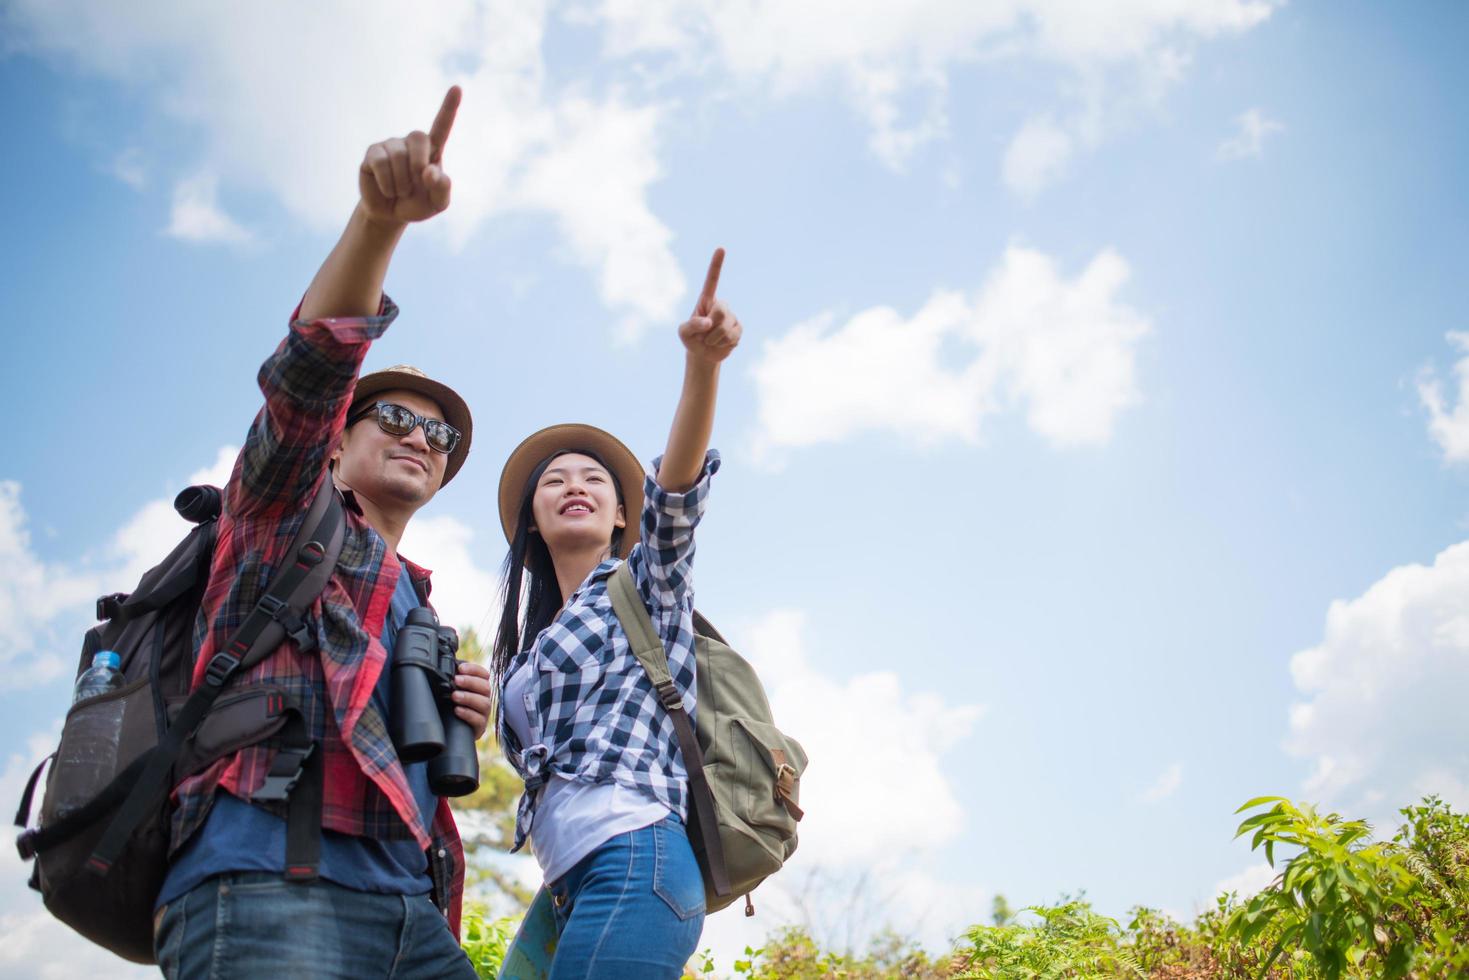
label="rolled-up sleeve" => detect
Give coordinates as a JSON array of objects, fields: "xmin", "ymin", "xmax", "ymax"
[
  {"xmin": 629, "ymin": 450, "xmax": 720, "ymax": 610},
  {"xmin": 228, "ymin": 297, "xmax": 398, "ymax": 518}
]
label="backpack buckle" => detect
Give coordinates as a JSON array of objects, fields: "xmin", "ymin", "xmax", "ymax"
[
  {"xmin": 251, "ymin": 743, "xmax": 316, "ymax": 803},
  {"xmin": 256, "ymin": 594, "xmax": 287, "ymax": 619},
  {"xmin": 257, "ymin": 594, "xmax": 315, "ymax": 652},
  {"xmin": 204, "ymin": 651, "xmax": 242, "ymax": 687},
  {"xmin": 654, "ymin": 680, "xmax": 683, "ymax": 711},
  {"xmin": 95, "ymin": 593, "xmax": 128, "ymax": 621}
]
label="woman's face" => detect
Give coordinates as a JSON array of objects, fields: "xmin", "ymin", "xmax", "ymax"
[{"xmin": 530, "ymin": 452, "xmax": 626, "ymax": 558}]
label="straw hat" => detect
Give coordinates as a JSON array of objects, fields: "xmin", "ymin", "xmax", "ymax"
[
  {"xmin": 350, "ymin": 365, "xmax": 473, "ymax": 487},
  {"xmin": 498, "ymin": 424, "xmax": 645, "ymax": 559}
]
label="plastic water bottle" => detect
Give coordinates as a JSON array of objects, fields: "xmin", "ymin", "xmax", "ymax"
[{"xmin": 73, "ymin": 651, "xmax": 125, "ymax": 704}]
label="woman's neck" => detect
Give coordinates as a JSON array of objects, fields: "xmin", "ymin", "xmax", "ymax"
[{"xmin": 550, "ymin": 543, "xmax": 614, "ymax": 605}]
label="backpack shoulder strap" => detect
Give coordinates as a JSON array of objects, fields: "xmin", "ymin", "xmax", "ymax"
[
  {"xmin": 608, "ymin": 562, "xmax": 674, "ymax": 689},
  {"xmin": 79, "ymin": 478, "xmax": 346, "ymax": 875},
  {"xmin": 607, "ymin": 562, "xmax": 731, "ymax": 899}
]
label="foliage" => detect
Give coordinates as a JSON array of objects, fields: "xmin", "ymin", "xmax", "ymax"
[
  {"xmin": 450, "ymin": 627, "xmax": 536, "ymax": 908},
  {"xmin": 694, "ymin": 795, "xmax": 1466, "ymax": 979},
  {"xmin": 1219, "ymin": 795, "xmax": 1469, "ymax": 979},
  {"xmin": 461, "ymin": 902, "xmax": 519, "ymax": 979},
  {"xmin": 684, "ymin": 926, "xmax": 952, "ymax": 979},
  {"xmin": 951, "ymin": 899, "xmax": 1143, "ymax": 979},
  {"xmin": 455, "ymin": 736, "xmax": 1469, "ymax": 980}
]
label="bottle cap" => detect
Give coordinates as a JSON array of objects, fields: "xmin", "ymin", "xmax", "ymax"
[{"xmin": 94, "ymin": 650, "xmax": 121, "ymax": 670}]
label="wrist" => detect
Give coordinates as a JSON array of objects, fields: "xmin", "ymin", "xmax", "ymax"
[
  {"xmin": 684, "ymin": 352, "xmax": 723, "ymax": 375},
  {"xmin": 353, "ymin": 203, "xmax": 408, "ymax": 242}
]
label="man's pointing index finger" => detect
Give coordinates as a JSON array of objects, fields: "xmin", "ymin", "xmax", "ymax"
[
  {"xmin": 428, "ymin": 86, "xmax": 462, "ymax": 163},
  {"xmin": 695, "ymin": 247, "xmax": 725, "ymax": 316}
]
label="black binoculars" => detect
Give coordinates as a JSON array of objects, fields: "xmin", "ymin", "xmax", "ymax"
[{"xmin": 389, "ymin": 607, "xmax": 479, "ymax": 797}]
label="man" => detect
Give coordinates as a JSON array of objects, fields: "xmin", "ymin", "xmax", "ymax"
[{"xmin": 151, "ymin": 87, "xmax": 490, "ymax": 978}]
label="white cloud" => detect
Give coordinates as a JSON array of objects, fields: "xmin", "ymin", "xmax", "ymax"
[
  {"xmin": 0, "ymin": 448, "xmax": 236, "ymax": 692},
  {"xmin": 0, "ymin": 482, "xmax": 102, "ymax": 690},
  {"xmin": 398, "ymin": 513, "xmax": 503, "ymax": 640},
  {"xmin": 165, "ymin": 172, "xmax": 252, "ymax": 244},
  {"xmin": 1213, "ymin": 862, "xmax": 1277, "ymax": 901},
  {"xmin": 1002, "ymin": 115, "xmax": 1075, "ymax": 198},
  {"xmin": 749, "ymin": 244, "xmax": 1150, "ymax": 460},
  {"xmin": 1216, "ymin": 107, "xmax": 1284, "ymax": 161},
  {"xmin": 1139, "ymin": 762, "xmax": 1182, "ymax": 804},
  {"xmin": 510, "ymin": 93, "xmax": 683, "ymax": 344},
  {"xmin": 107, "ymin": 147, "xmax": 147, "ymax": 189},
  {"xmin": 1, "ymin": 725, "xmax": 157, "ymax": 979},
  {"xmin": 5, "ymin": 0, "xmax": 684, "ymax": 338},
  {"xmin": 0, "ymin": 909, "xmax": 156, "ymax": 980},
  {"xmin": 1418, "ymin": 332, "xmax": 1469, "ymax": 463},
  {"xmin": 589, "ymin": 0, "xmax": 1275, "ymax": 178},
  {"xmin": 689, "ymin": 609, "xmax": 986, "ymax": 960},
  {"xmin": 1286, "ymin": 540, "xmax": 1469, "ymax": 813},
  {"xmin": 743, "ymin": 610, "xmax": 983, "ymax": 863}
]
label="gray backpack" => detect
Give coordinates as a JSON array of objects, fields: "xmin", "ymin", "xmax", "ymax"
[{"xmin": 608, "ymin": 563, "xmax": 807, "ymax": 915}]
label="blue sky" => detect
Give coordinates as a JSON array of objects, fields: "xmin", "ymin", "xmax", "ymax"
[{"xmin": 3, "ymin": 0, "xmax": 1469, "ymax": 973}]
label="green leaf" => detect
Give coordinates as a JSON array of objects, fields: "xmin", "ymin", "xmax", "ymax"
[{"xmin": 1236, "ymin": 795, "xmax": 1288, "ymax": 813}]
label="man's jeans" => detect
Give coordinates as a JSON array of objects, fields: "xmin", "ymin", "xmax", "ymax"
[
  {"xmin": 546, "ymin": 814, "xmax": 707, "ymax": 980},
  {"xmin": 153, "ymin": 872, "xmax": 476, "ymax": 979}
]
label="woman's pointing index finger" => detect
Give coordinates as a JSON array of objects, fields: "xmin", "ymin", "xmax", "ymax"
[
  {"xmin": 428, "ymin": 86, "xmax": 462, "ymax": 163},
  {"xmin": 695, "ymin": 248, "xmax": 725, "ymax": 316}
]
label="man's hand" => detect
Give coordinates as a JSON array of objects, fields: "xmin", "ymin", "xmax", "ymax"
[
  {"xmin": 358, "ymin": 86, "xmax": 461, "ymax": 227},
  {"xmin": 678, "ymin": 248, "xmax": 741, "ymax": 365},
  {"xmin": 452, "ymin": 660, "xmax": 493, "ymax": 740}
]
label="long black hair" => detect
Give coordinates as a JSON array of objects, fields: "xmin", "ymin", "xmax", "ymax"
[{"xmin": 491, "ymin": 448, "xmax": 627, "ymax": 718}]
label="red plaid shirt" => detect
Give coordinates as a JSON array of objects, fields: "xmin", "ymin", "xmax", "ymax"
[{"xmin": 169, "ymin": 298, "xmax": 463, "ymax": 933}]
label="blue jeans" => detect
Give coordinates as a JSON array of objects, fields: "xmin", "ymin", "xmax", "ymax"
[
  {"xmin": 153, "ymin": 872, "xmax": 476, "ymax": 979},
  {"xmin": 547, "ymin": 815, "xmax": 706, "ymax": 979}
]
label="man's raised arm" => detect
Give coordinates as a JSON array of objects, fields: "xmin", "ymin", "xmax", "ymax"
[
  {"xmin": 228, "ymin": 87, "xmax": 462, "ymax": 519},
  {"xmin": 300, "ymin": 86, "xmax": 461, "ymax": 320}
]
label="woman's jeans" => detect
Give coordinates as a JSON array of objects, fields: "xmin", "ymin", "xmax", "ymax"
[
  {"xmin": 547, "ymin": 814, "xmax": 707, "ymax": 979},
  {"xmin": 153, "ymin": 872, "xmax": 477, "ymax": 979}
]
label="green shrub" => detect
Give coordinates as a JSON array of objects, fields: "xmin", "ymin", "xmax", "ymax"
[
  {"xmin": 951, "ymin": 900, "xmax": 1142, "ymax": 979},
  {"xmin": 1222, "ymin": 797, "xmax": 1433, "ymax": 978},
  {"xmin": 461, "ymin": 902, "xmax": 519, "ymax": 979},
  {"xmin": 485, "ymin": 794, "xmax": 1469, "ymax": 979}
]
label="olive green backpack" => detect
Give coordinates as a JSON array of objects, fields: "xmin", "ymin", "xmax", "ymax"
[{"xmin": 609, "ymin": 563, "xmax": 807, "ymax": 916}]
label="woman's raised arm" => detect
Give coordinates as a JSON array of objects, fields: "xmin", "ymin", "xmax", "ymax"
[{"xmin": 657, "ymin": 248, "xmax": 740, "ymax": 492}]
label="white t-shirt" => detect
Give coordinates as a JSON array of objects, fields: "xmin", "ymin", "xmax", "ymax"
[{"xmin": 503, "ymin": 657, "xmax": 669, "ymax": 884}]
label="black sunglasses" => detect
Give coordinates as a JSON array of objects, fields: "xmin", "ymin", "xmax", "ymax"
[{"xmin": 348, "ymin": 401, "xmax": 462, "ymax": 455}]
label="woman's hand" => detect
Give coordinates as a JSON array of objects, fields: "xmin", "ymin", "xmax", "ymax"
[
  {"xmin": 452, "ymin": 659, "xmax": 494, "ymax": 740},
  {"xmin": 678, "ymin": 248, "xmax": 741, "ymax": 365},
  {"xmin": 358, "ymin": 86, "xmax": 460, "ymax": 228}
]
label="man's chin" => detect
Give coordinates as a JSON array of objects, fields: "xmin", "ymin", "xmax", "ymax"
[{"xmin": 376, "ymin": 472, "xmax": 438, "ymax": 506}]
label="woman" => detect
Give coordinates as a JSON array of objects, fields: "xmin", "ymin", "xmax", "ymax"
[{"xmin": 492, "ymin": 249, "xmax": 740, "ymax": 978}]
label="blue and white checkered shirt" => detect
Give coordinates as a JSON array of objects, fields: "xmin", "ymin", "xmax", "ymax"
[{"xmin": 498, "ymin": 451, "xmax": 721, "ymax": 853}]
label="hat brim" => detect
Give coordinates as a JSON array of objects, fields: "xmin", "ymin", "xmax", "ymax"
[
  {"xmin": 350, "ymin": 369, "xmax": 473, "ymax": 487},
  {"xmin": 498, "ymin": 424, "xmax": 646, "ymax": 560}
]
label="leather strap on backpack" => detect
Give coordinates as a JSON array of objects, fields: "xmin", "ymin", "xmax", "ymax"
[
  {"xmin": 76, "ymin": 478, "xmax": 345, "ymax": 875},
  {"xmin": 607, "ymin": 562, "xmax": 731, "ymax": 900}
]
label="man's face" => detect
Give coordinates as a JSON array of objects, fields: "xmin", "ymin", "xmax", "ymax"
[{"xmin": 334, "ymin": 388, "xmax": 449, "ymax": 508}]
